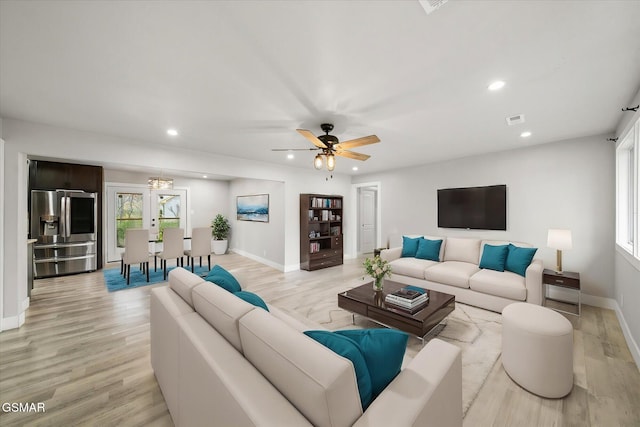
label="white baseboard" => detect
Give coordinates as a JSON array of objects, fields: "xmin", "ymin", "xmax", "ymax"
[
  {"xmin": 1, "ymin": 311, "xmax": 25, "ymax": 331},
  {"xmin": 229, "ymin": 248, "xmax": 285, "ymax": 272},
  {"xmin": 22, "ymin": 297, "xmax": 30, "ymax": 311},
  {"xmin": 613, "ymin": 302, "xmax": 640, "ymax": 371},
  {"xmin": 582, "ymin": 293, "xmax": 640, "ymax": 370}
]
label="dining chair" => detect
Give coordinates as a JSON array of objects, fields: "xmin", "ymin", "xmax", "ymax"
[
  {"xmin": 158, "ymin": 227, "xmax": 185, "ymax": 280},
  {"xmin": 122, "ymin": 228, "xmax": 150, "ymax": 285},
  {"xmin": 184, "ymin": 227, "xmax": 212, "ymax": 273}
]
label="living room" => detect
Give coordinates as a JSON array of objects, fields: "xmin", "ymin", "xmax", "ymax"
[{"xmin": 1, "ymin": 1, "xmax": 640, "ymax": 426}]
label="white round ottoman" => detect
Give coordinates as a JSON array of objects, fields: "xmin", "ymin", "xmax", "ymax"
[{"xmin": 502, "ymin": 302, "xmax": 574, "ymax": 398}]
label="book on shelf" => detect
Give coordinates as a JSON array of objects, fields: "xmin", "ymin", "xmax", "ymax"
[
  {"xmin": 311, "ymin": 197, "xmax": 342, "ymax": 209},
  {"xmin": 310, "ymin": 242, "xmax": 321, "ymax": 253}
]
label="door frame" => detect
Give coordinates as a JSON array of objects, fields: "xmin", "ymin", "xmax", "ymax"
[
  {"xmin": 104, "ymin": 182, "xmax": 190, "ymax": 263},
  {"xmin": 350, "ymin": 181, "xmax": 382, "ymax": 257}
]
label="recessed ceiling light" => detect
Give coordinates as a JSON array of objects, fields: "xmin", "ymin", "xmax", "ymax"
[
  {"xmin": 352, "ymin": 166, "xmax": 359, "ymax": 171},
  {"xmin": 167, "ymin": 128, "xmax": 178, "ymax": 136},
  {"xmin": 488, "ymin": 80, "xmax": 505, "ymax": 91},
  {"xmin": 520, "ymin": 131, "xmax": 532, "ymax": 138},
  {"xmin": 202, "ymin": 175, "xmax": 208, "ymax": 178},
  {"xmin": 287, "ymin": 153, "xmax": 294, "ymax": 159}
]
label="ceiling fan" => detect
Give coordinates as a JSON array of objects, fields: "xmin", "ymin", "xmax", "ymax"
[{"xmin": 272, "ymin": 123, "xmax": 380, "ymax": 171}]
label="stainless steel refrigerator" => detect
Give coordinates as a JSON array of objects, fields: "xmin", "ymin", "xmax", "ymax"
[{"xmin": 30, "ymin": 190, "xmax": 98, "ymax": 278}]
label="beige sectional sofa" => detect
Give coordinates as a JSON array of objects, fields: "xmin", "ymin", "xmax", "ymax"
[
  {"xmin": 150, "ymin": 267, "xmax": 463, "ymax": 427},
  {"xmin": 381, "ymin": 235, "xmax": 543, "ymax": 313}
]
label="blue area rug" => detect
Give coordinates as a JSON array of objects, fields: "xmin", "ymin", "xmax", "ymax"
[{"xmin": 103, "ymin": 264, "xmax": 211, "ymax": 292}]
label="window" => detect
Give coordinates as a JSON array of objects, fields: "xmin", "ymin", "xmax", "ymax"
[
  {"xmin": 116, "ymin": 192, "xmax": 144, "ymax": 247},
  {"xmin": 616, "ymin": 117, "xmax": 639, "ymax": 261}
]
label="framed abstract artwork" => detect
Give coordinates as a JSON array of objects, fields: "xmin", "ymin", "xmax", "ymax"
[{"xmin": 236, "ymin": 194, "xmax": 269, "ymax": 222}]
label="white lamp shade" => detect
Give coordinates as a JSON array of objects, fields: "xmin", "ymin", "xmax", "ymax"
[{"xmin": 547, "ymin": 229, "xmax": 572, "ymax": 250}]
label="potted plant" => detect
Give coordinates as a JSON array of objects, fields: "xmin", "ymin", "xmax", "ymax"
[{"xmin": 211, "ymin": 214, "xmax": 230, "ymax": 255}]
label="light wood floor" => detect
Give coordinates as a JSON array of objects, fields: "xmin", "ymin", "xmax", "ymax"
[{"xmin": 1, "ymin": 253, "xmax": 638, "ymax": 426}]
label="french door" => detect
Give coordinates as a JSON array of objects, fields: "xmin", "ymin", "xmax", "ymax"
[{"xmin": 105, "ymin": 184, "xmax": 188, "ymax": 262}]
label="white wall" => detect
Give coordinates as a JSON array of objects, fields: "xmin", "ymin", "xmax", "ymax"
[
  {"xmin": 1, "ymin": 118, "xmax": 353, "ymax": 327},
  {"xmin": 613, "ymin": 88, "xmax": 640, "ymax": 366},
  {"xmin": 354, "ymin": 135, "xmax": 615, "ymax": 299},
  {"xmin": 0, "ymin": 138, "xmax": 5, "ymax": 330},
  {"xmin": 229, "ymin": 178, "xmax": 285, "ymax": 269}
]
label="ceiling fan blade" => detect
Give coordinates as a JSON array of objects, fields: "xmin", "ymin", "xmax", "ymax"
[
  {"xmin": 335, "ymin": 150, "xmax": 370, "ymax": 161},
  {"xmin": 271, "ymin": 148, "xmax": 319, "ymax": 151},
  {"xmin": 334, "ymin": 135, "xmax": 380, "ymax": 150},
  {"xmin": 297, "ymin": 129, "xmax": 327, "ymax": 148}
]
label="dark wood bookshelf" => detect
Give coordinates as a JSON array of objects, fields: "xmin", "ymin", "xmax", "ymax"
[{"xmin": 300, "ymin": 193, "xmax": 343, "ymax": 271}]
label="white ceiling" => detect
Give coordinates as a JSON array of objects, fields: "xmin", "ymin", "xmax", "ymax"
[{"xmin": 1, "ymin": 1, "xmax": 640, "ymax": 176}]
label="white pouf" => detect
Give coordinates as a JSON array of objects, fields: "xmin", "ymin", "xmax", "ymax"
[{"xmin": 502, "ymin": 302, "xmax": 574, "ymax": 398}]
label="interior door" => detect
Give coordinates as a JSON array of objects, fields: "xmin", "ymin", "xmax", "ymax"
[
  {"xmin": 358, "ymin": 187, "xmax": 377, "ymax": 254},
  {"xmin": 105, "ymin": 185, "xmax": 188, "ymax": 262}
]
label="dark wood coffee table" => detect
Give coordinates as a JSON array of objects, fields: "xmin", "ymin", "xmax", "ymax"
[{"xmin": 338, "ymin": 280, "xmax": 455, "ymax": 342}]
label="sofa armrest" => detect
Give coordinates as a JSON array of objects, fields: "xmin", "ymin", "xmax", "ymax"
[
  {"xmin": 354, "ymin": 338, "xmax": 462, "ymax": 427},
  {"xmin": 525, "ymin": 258, "xmax": 544, "ymax": 305},
  {"xmin": 380, "ymin": 247, "xmax": 402, "ymax": 262}
]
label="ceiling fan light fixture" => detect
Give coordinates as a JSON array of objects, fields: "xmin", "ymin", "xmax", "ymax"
[
  {"xmin": 326, "ymin": 153, "xmax": 336, "ymax": 171},
  {"xmin": 314, "ymin": 154, "xmax": 324, "ymax": 170}
]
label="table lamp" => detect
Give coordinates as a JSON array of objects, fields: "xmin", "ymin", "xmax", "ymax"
[{"xmin": 547, "ymin": 229, "xmax": 572, "ymax": 274}]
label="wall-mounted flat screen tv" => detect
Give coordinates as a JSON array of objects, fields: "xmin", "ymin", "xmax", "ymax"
[{"xmin": 437, "ymin": 184, "xmax": 507, "ymax": 230}]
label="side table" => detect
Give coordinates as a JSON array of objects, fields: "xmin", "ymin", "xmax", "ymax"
[{"xmin": 542, "ymin": 269, "xmax": 581, "ymax": 316}]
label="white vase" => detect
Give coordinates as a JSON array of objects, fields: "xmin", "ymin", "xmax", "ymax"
[{"xmin": 212, "ymin": 239, "xmax": 228, "ymax": 255}]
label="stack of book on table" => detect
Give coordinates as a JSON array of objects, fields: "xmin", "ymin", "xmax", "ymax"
[{"xmin": 385, "ymin": 287, "xmax": 429, "ymax": 313}]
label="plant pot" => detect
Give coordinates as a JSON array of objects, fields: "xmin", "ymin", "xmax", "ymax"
[{"xmin": 212, "ymin": 239, "xmax": 228, "ymax": 255}]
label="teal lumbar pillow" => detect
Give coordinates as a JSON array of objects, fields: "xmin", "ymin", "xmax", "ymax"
[
  {"xmin": 205, "ymin": 264, "xmax": 242, "ymax": 293},
  {"xmin": 303, "ymin": 330, "xmax": 373, "ymax": 410},
  {"xmin": 479, "ymin": 244, "xmax": 509, "ymax": 272},
  {"xmin": 504, "ymin": 243, "xmax": 538, "ymax": 277},
  {"xmin": 415, "ymin": 238, "xmax": 443, "ymax": 261},
  {"xmin": 334, "ymin": 329, "xmax": 408, "ymax": 399},
  {"xmin": 234, "ymin": 290, "xmax": 269, "ymax": 311},
  {"xmin": 401, "ymin": 236, "xmax": 422, "ymax": 258}
]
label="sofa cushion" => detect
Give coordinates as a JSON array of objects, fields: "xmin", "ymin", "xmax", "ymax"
[
  {"xmin": 234, "ymin": 290, "xmax": 269, "ymax": 311},
  {"xmin": 505, "ymin": 244, "xmax": 538, "ymax": 277},
  {"xmin": 304, "ymin": 331, "xmax": 373, "ymax": 410},
  {"xmin": 415, "ymin": 238, "xmax": 443, "ymax": 262},
  {"xmin": 401, "ymin": 236, "xmax": 422, "ymax": 258},
  {"xmin": 443, "ymin": 238, "xmax": 481, "ymax": 264},
  {"xmin": 192, "ymin": 282, "xmax": 255, "ymax": 352},
  {"xmin": 334, "ymin": 329, "xmax": 408, "ymax": 399},
  {"xmin": 205, "ymin": 264, "xmax": 242, "ymax": 293},
  {"xmin": 424, "ymin": 261, "xmax": 480, "ymax": 288},
  {"xmin": 389, "ymin": 258, "xmax": 439, "ymax": 279},
  {"xmin": 239, "ymin": 309, "xmax": 363, "ymax": 427},
  {"xmin": 469, "ymin": 269, "xmax": 527, "ymax": 301},
  {"xmin": 479, "ymin": 244, "xmax": 509, "ymax": 272},
  {"xmin": 169, "ymin": 267, "xmax": 205, "ymax": 308}
]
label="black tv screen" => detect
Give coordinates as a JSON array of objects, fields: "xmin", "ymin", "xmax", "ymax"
[{"xmin": 437, "ymin": 185, "xmax": 507, "ymax": 230}]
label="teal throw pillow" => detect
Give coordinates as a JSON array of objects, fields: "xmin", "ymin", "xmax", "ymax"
[
  {"xmin": 234, "ymin": 291, "xmax": 269, "ymax": 311},
  {"xmin": 401, "ymin": 236, "xmax": 422, "ymax": 258},
  {"xmin": 504, "ymin": 244, "xmax": 538, "ymax": 277},
  {"xmin": 479, "ymin": 244, "xmax": 509, "ymax": 272},
  {"xmin": 415, "ymin": 238, "xmax": 443, "ymax": 261},
  {"xmin": 304, "ymin": 330, "xmax": 373, "ymax": 410},
  {"xmin": 205, "ymin": 265, "xmax": 242, "ymax": 293},
  {"xmin": 334, "ymin": 329, "xmax": 408, "ymax": 399}
]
